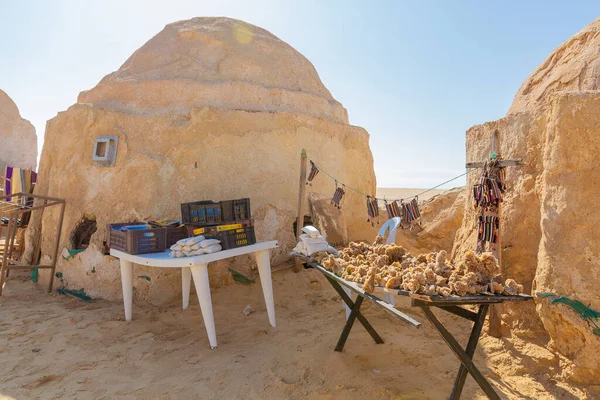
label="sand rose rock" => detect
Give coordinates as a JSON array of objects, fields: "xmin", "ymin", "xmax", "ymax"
[{"xmin": 27, "ymin": 17, "xmax": 376, "ymax": 304}]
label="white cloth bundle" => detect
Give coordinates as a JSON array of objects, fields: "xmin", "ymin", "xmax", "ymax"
[
  {"xmin": 169, "ymin": 236, "xmax": 222, "ymax": 258},
  {"xmin": 302, "ymin": 226, "xmax": 320, "ymax": 239},
  {"xmin": 200, "ymin": 239, "xmax": 221, "ymax": 248},
  {"xmin": 293, "ymin": 243, "xmax": 305, "ymax": 254},
  {"xmin": 304, "ymin": 242, "xmax": 329, "ymax": 255},
  {"xmin": 203, "ymin": 243, "xmax": 222, "ymax": 254},
  {"xmin": 293, "ymin": 226, "xmax": 330, "ymax": 256},
  {"xmin": 300, "ymin": 233, "xmax": 326, "ymax": 243},
  {"xmin": 176, "ymin": 236, "xmax": 205, "ymax": 246}
]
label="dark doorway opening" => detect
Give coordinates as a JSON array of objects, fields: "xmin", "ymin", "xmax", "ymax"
[
  {"xmin": 70, "ymin": 215, "xmax": 97, "ymax": 250},
  {"xmin": 293, "ymin": 215, "xmax": 313, "ymax": 237}
]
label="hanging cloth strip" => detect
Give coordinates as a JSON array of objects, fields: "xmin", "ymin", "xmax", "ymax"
[
  {"xmin": 4, "ymin": 166, "xmax": 37, "ymax": 203},
  {"xmin": 473, "ymin": 158, "xmax": 506, "ymax": 210},
  {"xmin": 331, "ymin": 185, "xmax": 345, "ymax": 209},
  {"xmin": 401, "ymin": 198, "xmax": 421, "ymax": 223},
  {"xmin": 410, "ymin": 198, "xmax": 421, "ymax": 219},
  {"xmin": 400, "ymin": 198, "xmax": 422, "ymax": 230},
  {"xmin": 306, "ymin": 161, "xmax": 319, "ymax": 185},
  {"xmin": 366, "ymin": 196, "xmax": 380, "ymax": 226},
  {"xmin": 4, "ymin": 166, "xmax": 13, "ymax": 201},
  {"xmin": 476, "ymin": 214, "xmax": 499, "ymax": 252},
  {"xmin": 385, "ymin": 200, "xmax": 401, "ymax": 219}
]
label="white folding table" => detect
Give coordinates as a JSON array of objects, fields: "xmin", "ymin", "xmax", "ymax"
[{"xmin": 110, "ymin": 240, "xmax": 278, "ymax": 349}]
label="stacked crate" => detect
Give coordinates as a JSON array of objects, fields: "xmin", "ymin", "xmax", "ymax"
[{"xmin": 180, "ymin": 198, "xmax": 255, "ymax": 250}]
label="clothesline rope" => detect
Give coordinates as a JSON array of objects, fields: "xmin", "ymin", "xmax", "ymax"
[{"xmin": 304, "ymin": 152, "xmax": 474, "ymax": 202}]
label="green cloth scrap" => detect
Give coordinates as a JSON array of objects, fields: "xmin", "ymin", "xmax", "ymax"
[
  {"xmin": 537, "ymin": 292, "xmax": 600, "ymax": 336},
  {"xmin": 228, "ymin": 268, "xmax": 255, "ymax": 285},
  {"xmin": 57, "ymin": 287, "xmax": 92, "ymax": 302},
  {"xmin": 30, "ymin": 255, "xmax": 42, "ymax": 282},
  {"xmin": 138, "ymin": 275, "xmax": 151, "ymax": 282},
  {"xmin": 63, "ymin": 249, "xmax": 85, "ymax": 261},
  {"xmin": 550, "ymin": 297, "xmax": 600, "ymax": 320},
  {"xmin": 31, "ymin": 268, "xmax": 39, "ymax": 283}
]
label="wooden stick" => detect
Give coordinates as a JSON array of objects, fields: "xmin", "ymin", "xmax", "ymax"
[
  {"xmin": 487, "ymin": 130, "xmax": 503, "ymax": 338},
  {"xmin": 48, "ymin": 201, "xmax": 66, "ymax": 293},
  {"xmin": 0, "ymin": 215, "xmax": 16, "ymax": 295},
  {"xmin": 466, "ymin": 159, "xmax": 521, "ymax": 169},
  {"xmin": 294, "ymin": 148, "xmax": 308, "ymax": 273}
]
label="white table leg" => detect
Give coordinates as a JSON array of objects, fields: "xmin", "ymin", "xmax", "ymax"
[
  {"xmin": 120, "ymin": 259, "xmax": 134, "ymax": 322},
  {"xmin": 182, "ymin": 267, "xmax": 191, "ymax": 310},
  {"xmin": 254, "ymin": 250, "xmax": 276, "ymax": 328},
  {"xmin": 190, "ymin": 264, "xmax": 217, "ymax": 349}
]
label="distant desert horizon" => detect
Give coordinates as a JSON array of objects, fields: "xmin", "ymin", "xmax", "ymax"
[{"xmin": 376, "ymin": 187, "xmax": 463, "ymax": 202}]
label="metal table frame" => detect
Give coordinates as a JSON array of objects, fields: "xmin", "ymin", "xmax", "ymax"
[{"xmin": 307, "ymin": 261, "xmax": 533, "ymax": 400}]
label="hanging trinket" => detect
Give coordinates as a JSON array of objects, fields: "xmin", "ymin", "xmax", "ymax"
[
  {"xmin": 306, "ymin": 160, "xmax": 319, "ymax": 185},
  {"xmin": 331, "ymin": 182, "xmax": 345, "ymax": 209},
  {"xmin": 476, "ymin": 213, "xmax": 499, "ymax": 253},
  {"xmin": 385, "ymin": 199, "xmax": 401, "ymax": 219},
  {"xmin": 399, "ymin": 197, "xmax": 422, "ymax": 231},
  {"xmin": 473, "ymin": 159, "xmax": 506, "ymax": 210},
  {"xmin": 366, "ymin": 196, "xmax": 380, "ymax": 227}
]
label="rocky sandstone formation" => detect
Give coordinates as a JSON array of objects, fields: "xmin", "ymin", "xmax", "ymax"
[
  {"xmin": 382, "ymin": 188, "xmax": 466, "ymax": 255},
  {"xmin": 509, "ymin": 18, "xmax": 600, "ymax": 115},
  {"xmin": 0, "ymin": 89, "xmax": 37, "ymax": 172},
  {"xmin": 27, "ymin": 18, "xmax": 375, "ymax": 304},
  {"xmin": 454, "ymin": 17, "xmax": 600, "ymax": 383}
]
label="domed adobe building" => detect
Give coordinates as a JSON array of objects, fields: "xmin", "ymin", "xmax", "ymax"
[{"xmin": 28, "ymin": 17, "xmax": 376, "ymax": 303}]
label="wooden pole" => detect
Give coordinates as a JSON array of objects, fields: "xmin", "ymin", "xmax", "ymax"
[
  {"xmin": 48, "ymin": 201, "xmax": 66, "ymax": 293},
  {"xmin": 487, "ymin": 130, "xmax": 503, "ymax": 338},
  {"xmin": 294, "ymin": 149, "xmax": 308, "ymax": 272},
  {"xmin": 0, "ymin": 214, "xmax": 16, "ymax": 296}
]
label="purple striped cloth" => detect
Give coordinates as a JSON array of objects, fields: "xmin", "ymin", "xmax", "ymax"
[{"xmin": 5, "ymin": 166, "xmax": 12, "ymax": 201}]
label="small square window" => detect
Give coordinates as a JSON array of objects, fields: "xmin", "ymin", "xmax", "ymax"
[
  {"xmin": 92, "ymin": 136, "xmax": 119, "ymax": 167},
  {"xmin": 95, "ymin": 141, "xmax": 107, "ymax": 158}
]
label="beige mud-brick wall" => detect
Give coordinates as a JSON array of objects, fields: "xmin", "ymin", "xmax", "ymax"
[
  {"xmin": 0, "ymin": 89, "xmax": 37, "ymax": 171},
  {"xmin": 535, "ymin": 91, "xmax": 600, "ymax": 384}
]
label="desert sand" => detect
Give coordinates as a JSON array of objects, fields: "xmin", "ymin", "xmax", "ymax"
[
  {"xmin": 376, "ymin": 188, "xmax": 448, "ymax": 202},
  {"xmin": 0, "ymin": 269, "xmax": 593, "ymax": 400}
]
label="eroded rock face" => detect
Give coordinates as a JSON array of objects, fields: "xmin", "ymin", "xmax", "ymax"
[
  {"xmin": 454, "ymin": 17, "xmax": 600, "ymax": 383},
  {"xmin": 509, "ymin": 18, "xmax": 600, "ymax": 115},
  {"xmin": 0, "ymin": 89, "xmax": 37, "ymax": 171},
  {"xmin": 535, "ymin": 91, "xmax": 600, "ymax": 384},
  {"xmin": 28, "ymin": 17, "xmax": 375, "ymax": 304},
  {"xmin": 387, "ymin": 188, "xmax": 466, "ymax": 255}
]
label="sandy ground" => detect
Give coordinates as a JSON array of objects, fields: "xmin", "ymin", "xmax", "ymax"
[
  {"xmin": 0, "ymin": 269, "xmax": 594, "ymax": 400},
  {"xmin": 376, "ymin": 188, "xmax": 449, "ymax": 202}
]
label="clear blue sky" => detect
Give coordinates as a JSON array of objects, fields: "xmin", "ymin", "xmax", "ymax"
[{"xmin": 1, "ymin": 1, "xmax": 598, "ymax": 188}]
